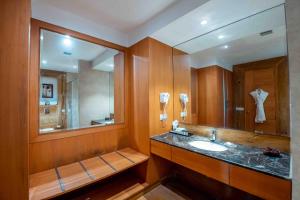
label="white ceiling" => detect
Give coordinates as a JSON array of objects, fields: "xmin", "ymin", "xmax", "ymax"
[
  {"xmin": 180, "ymin": 4, "xmax": 287, "ymax": 71},
  {"xmin": 32, "ymin": 0, "xmax": 287, "ymax": 61},
  {"xmin": 190, "ymin": 26, "xmax": 287, "ymax": 71},
  {"xmin": 34, "ymin": 0, "xmax": 178, "ymax": 33},
  {"xmin": 176, "ymin": 5, "xmax": 286, "ymax": 54},
  {"xmin": 40, "ymin": 29, "xmax": 117, "ymax": 73},
  {"xmin": 32, "ymin": 0, "xmax": 209, "ymax": 46},
  {"xmin": 151, "ymin": 0, "xmax": 285, "ymax": 47}
]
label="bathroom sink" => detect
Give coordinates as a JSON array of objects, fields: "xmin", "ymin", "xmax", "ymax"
[{"xmin": 189, "ymin": 141, "xmax": 228, "ymax": 152}]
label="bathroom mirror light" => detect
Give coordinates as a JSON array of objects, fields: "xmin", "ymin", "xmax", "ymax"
[
  {"xmin": 200, "ymin": 20, "xmax": 208, "ymax": 25},
  {"xmin": 63, "ymin": 36, "xmax": 72, "ymax": 46}
]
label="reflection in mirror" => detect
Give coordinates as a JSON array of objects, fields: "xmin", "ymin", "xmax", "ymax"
[
  {"xmin": 173, "ymin": 5, "xmax": 289, "ymax": 136},
  {"xmin": 39, "ymin": 29, "xmax": 124, "ymax": 134}
]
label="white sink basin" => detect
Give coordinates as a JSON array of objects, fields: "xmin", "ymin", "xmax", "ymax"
[{"xmin": 189, "ymin": 141, "xmax": 228, "ymax": 152}]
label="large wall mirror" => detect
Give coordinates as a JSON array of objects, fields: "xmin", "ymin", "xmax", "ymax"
[
  {"xmin": 173, "ymin": 4, "xmax": 289, "ymax": 137},
  {"xmin": 39, "ymin": 29, "xmax": 125, "ymax": 134}
]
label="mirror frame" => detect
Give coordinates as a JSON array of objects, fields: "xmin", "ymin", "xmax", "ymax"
[{"xmin": 29, "ymin": 19, "xmax": 129, "ymax": 143}]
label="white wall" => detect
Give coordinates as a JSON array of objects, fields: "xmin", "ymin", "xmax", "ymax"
[
  {"xmin": 78, "ymin": 60, "xmax": 112, "ymax": 127},
  {"xmin": 286, "ymin": 0, "xmax": 300, "ymax": 199}
]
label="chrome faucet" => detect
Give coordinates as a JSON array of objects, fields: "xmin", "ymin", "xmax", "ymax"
[{"xmin": 210, "ymin": 128, "xmax": 217, "ymax": 142}]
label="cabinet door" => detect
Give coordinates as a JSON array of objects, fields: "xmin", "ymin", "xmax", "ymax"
[
  {"xmin": 172, "ymin": 146, "xmax": 229, "ymax": 184},
  {"xmin": 230, "ymin": 165, "xmax": 291, "ymax": 200},
  {"xmin": 150, "ymin": 140, "xmax": 172, "ymax": 160}
]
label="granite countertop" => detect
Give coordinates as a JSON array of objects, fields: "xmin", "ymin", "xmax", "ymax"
[{"xmin": 151, "ymin": 132, "xmax": 291, "ymax": 180}]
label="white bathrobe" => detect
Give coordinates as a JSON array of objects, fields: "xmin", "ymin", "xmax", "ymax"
[{"xmin": 250, "ymin": 89, "xmax": 268, "ymax": 123}]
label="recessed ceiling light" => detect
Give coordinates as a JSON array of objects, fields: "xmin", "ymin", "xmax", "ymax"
[
  {"xmin": 218, "ymin": 35, "xmax": 225, "ymax": 39},
  {"xmin": 73, "ymin": 65, "xmax": 77, "ymax": 69},
  {"xmin": 200, "ymin": 20, "xmax": 208, "ymax": 25},
  {"xmin": 63, "ymin": 35, "xmax": 72, "ymax": 46},
  {"xmin": 42, "ymin": 60, "xmax": 47, "ymax": 64},
  {"xmin": 224, "ymin": 45, "xmax": 229, "ymax": 49}
]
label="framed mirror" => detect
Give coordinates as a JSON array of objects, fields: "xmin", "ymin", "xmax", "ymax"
[
  {"xmin": 39, "ymin": 29, "xmax": 125, "ymax": 134},
  {"xmin": 173, "ymin": 4, "xmax": 289, "ymax": 137}
]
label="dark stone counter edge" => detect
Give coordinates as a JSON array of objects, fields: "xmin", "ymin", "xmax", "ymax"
[{"xmin": 150, "ymin": 137, "xmax": 292, "ymax": 181}]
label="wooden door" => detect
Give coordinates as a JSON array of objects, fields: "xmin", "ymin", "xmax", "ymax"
[{"xmin": 244, "ymin": 67, "xmax": 277, "ymax": 133}]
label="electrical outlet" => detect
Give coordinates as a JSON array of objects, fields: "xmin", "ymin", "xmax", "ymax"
[{"xmin": 160, "ymin": 113, "xmax": 168, "ymax": 121}]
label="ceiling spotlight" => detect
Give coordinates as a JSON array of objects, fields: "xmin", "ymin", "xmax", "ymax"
[
  {"xmin": 224, "ymin": 45, "xmax": 229, "ymax": 49},
  {"xmin": 40, "ymin": 35, "xmax": 44, "ymax": 41},
  {"xmin": 218, "ymin": 35, "xmax": 225, "ymax": 39},
  {"xmin": 73, "ymin": 65, "xmax": 77, "ymax": 69},
  {"xmin": 200, "ymin": 20, "xmax": 208, "ymax": 25},
  {"xmin": 42, "ymin": 60, "xmax": 47, "ymax": 65},
  {"xmin": 63, "ymin": 35, "xmax": 72, "ymax": 46}
]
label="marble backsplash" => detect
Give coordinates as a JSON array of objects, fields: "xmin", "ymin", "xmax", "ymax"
[{"xmin": 179, "ymin": 123, "xmax": 290, "ymax": 153}]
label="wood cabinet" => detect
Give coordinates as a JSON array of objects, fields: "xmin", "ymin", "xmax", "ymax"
[
  {"xmin": 150, "ymin": 140, "xmax": 172, "ymax": 161},
  {"xmin": 229, "ymin": 165, "xmax": 291, "ymax": 200},
  {"xmin": 172, "ymin": 146, "xmax": 229, "ymax": 184},
  {"xmin": 150, "ymin": 140, "xmax": 291, "ymax": 199}
]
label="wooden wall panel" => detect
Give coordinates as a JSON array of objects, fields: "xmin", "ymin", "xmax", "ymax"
[
  {"xmin": 232, "ymin": 66, "xmax": 245, "ymax": 129},
  {"xmin": 191, "ymin": 68, "xmax": 199, "ymax": 124},
  {"xmin": 198, "ymin": 66, "xmax": 224, "ymax": 127},
  {"xmin": 149, "ymin": 38, "xmax": 174, "ymax": 136},
  {"xmin": 129, "ymin": 38, "xmax": 150, "ymax": 155},
  {"xmin": 0, "ymin": 0, "xmax": 30, "ymax": 199},
  {"xmin": 114, "ymin": 52, "xmax": 125, "ymax": 123},
  {"xmin": 129, "ymin": 38, "xmax": 173, "ymax": 185},
  {"xmin": 173, "ymin": 48, "xmax": 192, "ymax": 123},
  {"xmin": 276, "ymin": 57, "xmax": 289, "ymax": 136},
  {"xmin": 224, "ymin": 70, "xmax": 233, "ymax": 128},
  {"xmin": 30, "ymin": 128, "xmax": 129, "ymax": 173}
]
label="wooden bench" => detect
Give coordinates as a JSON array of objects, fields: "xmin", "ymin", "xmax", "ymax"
[{"xmin": 29, "ymin": 148, "xmax": 149, "ymax": 200}]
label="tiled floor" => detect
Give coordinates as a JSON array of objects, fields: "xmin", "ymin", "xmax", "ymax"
[{"xmin": 137, "ymin": 185, "xmax": 186, "ymax": 200}]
